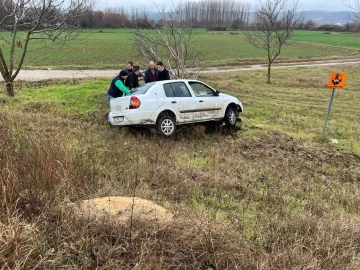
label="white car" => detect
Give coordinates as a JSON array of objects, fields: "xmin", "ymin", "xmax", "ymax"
[{"xmin": 108, "ymin": 79, "xmax": 243, "ymax": 136}]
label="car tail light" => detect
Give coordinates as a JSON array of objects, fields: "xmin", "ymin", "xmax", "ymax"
[{"xmin": 129, "ymin": 96, "xmax": 141, "ymax": 109}]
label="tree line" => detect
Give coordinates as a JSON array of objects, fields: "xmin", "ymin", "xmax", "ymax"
[
  {"xmin": 300, "ymin": 20, "xmax": 360, "ymax": 32},
  {"xmin": 77, "ymin": 5, "xmax": 360, "ymax": 33},
  {"xmin": 2, "ymin": 0, "xmax": 357, "ymax": 32},
  {"xmin": 78, "ymin": 0, "xmax": 252, "ymax": 29}
]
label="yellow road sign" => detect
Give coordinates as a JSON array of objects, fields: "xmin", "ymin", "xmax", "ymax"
[{"xmin": 327, "ymin": 72, "xmax": 347, "ymax": 88}]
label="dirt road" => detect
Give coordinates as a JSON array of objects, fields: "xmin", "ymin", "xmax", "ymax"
[{"xmin": 1, "ymin": 59, "xmax": 360, "ymax": 82}]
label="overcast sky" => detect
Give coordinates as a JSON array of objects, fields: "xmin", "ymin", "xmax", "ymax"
[{"xmin": 95, "ymin": 0, "xmax": 353, "ymax": 12}]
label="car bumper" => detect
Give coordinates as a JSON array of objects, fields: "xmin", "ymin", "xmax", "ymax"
[{"xmin": 108, "ymin": 112, "xmax": 139, "ymax": 126}]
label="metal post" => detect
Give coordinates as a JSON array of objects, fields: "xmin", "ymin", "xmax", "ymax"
[{"xmin": 322, "ymin": 88, "xmax": 336, "ymax": 136}]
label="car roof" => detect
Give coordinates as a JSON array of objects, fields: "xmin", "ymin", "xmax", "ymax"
[{"xmin": 153, "ymin": 79, "xmax": 201, "ymax": 85}]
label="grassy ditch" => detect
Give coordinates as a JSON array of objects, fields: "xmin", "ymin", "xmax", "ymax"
[{"xmin": 1, "ymin": 65, "xmax": 360, "ymax": 269}]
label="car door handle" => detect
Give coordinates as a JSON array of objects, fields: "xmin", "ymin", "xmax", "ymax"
[
  {"xmin": 171, "ymin": 101, "xmax": 177, "ymax": 104},
  {"xmin": 199, "ymin": 100, "xmax": 204, "ymax": 103}
]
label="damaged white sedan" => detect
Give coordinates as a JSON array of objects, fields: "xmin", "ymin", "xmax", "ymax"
[{"xmin": 108, "ymin": 79, "xmax": 243, "ymax": 137}]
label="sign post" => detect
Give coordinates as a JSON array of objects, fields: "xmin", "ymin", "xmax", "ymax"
[{"xmin": 323, "ymin": 72, "xmax": 347, "ymax": 136}]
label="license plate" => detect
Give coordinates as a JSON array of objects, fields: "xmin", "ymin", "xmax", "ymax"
[{"xmin": 113, "ymin": 116, "xmax": 124, "ymax": 123}]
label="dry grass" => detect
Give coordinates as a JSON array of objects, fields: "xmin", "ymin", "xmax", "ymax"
[{"xmin": 1, "ymin": 65, "xmax": 360, "ymax": 269}]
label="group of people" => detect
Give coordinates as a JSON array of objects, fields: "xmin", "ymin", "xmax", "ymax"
[{"xmin": 107, "ymin": 60, "xmax": 171, "ymax": 100}]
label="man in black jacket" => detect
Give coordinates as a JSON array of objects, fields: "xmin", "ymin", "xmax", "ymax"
[
  {"xmin": 157, "ymin": 61, "xmax": 170, "ymax": 81},
  {"xmin": 119, "ymin": 61, "xmax": 133, "ymax": 83},
  {"xmin": 125, "ymin": 66, "xmax": 141, "ymax": 90}
]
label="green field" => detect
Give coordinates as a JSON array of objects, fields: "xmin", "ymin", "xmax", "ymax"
[
  {"xmin": 1, "ymin": 65, "xmax": 360, "ymax": 268},
  {"xmin": 1, "ymin": 29, "xmax": 360, "ymax": 69},
  {"xmin": 293, "ymin": 30, "xmax": 360, "ymax": 49}
]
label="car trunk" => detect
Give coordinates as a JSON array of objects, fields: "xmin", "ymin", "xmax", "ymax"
[{"xmin": 110, "ymin": 96, "xmax": 131, "ymax": 113}]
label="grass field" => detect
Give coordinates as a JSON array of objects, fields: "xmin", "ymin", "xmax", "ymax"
[
  {"xmin": 293, "ymin": 30, "xmax": 360, "ymax": 49},
  {"xmin": 1, "ymin": 64, "xmax": 360, "ymax": 268},
  {"xmin": 1, "ymin": 29, "xmax": 360, "ymax": 69}
]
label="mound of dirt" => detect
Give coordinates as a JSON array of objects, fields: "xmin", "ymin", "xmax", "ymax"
[{"xmin": 68, "ymin": 196, "xmax": 174, "ymax": 229}]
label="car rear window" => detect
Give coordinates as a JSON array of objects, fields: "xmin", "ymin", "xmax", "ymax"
[
  {"xmin": 130, "ymin": 82, "xmax": 155, "ymax": 95},
  {"xmin": 163, "ymin": 82, "xmax": 192, "ymax": 97}
]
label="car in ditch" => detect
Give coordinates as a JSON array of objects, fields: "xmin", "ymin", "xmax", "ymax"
[{"xmin": 108, "ymin": 79, "xmax": 243, "ymax": 136}]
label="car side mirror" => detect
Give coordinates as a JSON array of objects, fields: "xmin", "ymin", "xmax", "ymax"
[{"xmin": 214, "ymin": 90, "xmax": 220, "ymax": 96}]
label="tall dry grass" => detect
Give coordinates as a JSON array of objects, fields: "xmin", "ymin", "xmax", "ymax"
[
  {"xmin": 0, "ymin": 113, "xmax": 254, "ymax": 269},
  {"xmin": 1, "ymin": 97, "xmax": 360, "ymax": 268}
]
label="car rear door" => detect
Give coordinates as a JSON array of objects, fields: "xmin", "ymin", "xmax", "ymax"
[
  {"xmin": 163, "ymin": 82, "xmax": 198, "ymax": 123},
  {"xmin": 188, "ymin": 81, "xmax": 222, "ymax": 120}
]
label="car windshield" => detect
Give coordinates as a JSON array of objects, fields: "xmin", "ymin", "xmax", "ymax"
[{"xmin": 130, "ymin": 83, "xmax": 155, "ymax": 95}]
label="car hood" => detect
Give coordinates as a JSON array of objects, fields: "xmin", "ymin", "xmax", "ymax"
[
  {"xmin": 218, "ymin": 92, "xmax": 239, "ymax": 101},
  {"xmin": 218, "ymin": 93, "xmax": 231, "ymax": 97}
]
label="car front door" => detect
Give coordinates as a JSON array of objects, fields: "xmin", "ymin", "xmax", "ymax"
[
  {"xmin": 188, "ymin": 81, "xmax": 222, "ymax": 121},
  {"xmin": 163, "ymin": 82, "xmax": 198, "ymax": 123}
]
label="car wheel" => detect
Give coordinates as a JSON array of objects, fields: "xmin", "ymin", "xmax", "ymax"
[
  {"xmin": 224, "ymin": 106, "xmax": 237, "ymax": 126},
  {"xmin": 157, "ymin": 114, "xmax": 176, "ymax": 137}
]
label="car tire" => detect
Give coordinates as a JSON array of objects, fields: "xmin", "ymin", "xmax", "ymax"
[
  {"xmin": 157, "ymin": 114, "xmax": 176, "ymax": 137},
  {"xmin": 224, "ymin": 106, "xmax": 237, "ymax": 126}
]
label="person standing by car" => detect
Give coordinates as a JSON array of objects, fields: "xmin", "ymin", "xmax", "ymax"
[
  {"xmin": 125, "ymin": 65, "xmax": 141, "ymax": 90},
  {"xmin": 157, "ymin": 61, "xmax": 170, "ymax": 81},
  {"xmin": 144, "ymin": 61, "xmax": 158, "ymax": 83},
  {"xmin": 107, "ymin": 74, "xmax": 131, "ymax": 101},
  {"xmin": 119, "ymin": 61, "xmax": 133, "ymax": 83}
]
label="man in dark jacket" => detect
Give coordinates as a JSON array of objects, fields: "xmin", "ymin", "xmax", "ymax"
[
  {"xmin": 157, "ymin": 61, "xmax": 170, "ymax": 81},
  {"xmin": 119, "ymin": 61, "xmax": 133, "ymax": 83},
  {"xmin": 125, "ymin": 66, "xmax": 141, "ymax": 90},
  {"xmin": 144, "ymin": 61, "xmax": 158, "ymax": 83},
  {"xmin": 107, "ymin": 74, "xmax": 131, "ymax": 101}
]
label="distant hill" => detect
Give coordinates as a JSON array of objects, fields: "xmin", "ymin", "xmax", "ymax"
[{"xmin": 301, "ymin": 11, "xmax": 353, "ymax": 25}]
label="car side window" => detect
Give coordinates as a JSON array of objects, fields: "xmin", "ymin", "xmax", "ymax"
[
  {"xmin": 163, "ymin": 82, "xmax": 192, "ymax": 97},
  {"xmin": 163, "ymin": 84, "xmax": 175, "ymax": 97},
  {"xmin": 189, "ymin": 82, "xmax": 214, "ymax": 97}
]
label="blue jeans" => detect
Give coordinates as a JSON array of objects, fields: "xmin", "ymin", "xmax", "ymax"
[
  {"xmin": 106, "ymin": 93, "xmax": 113, "ymax": 101},
  {"xmin": 106, "ymin": 93, "xmax": 113, "ymax": 122}
]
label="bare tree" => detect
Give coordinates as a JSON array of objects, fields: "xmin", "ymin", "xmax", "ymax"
[
  {"xmin": 244, "ymin": 0, "xmax": 302, "ymax": 83},
  {"xmin": 131, "ymin": 4, "xmax": 203, "ymax": 79},
  {"xmin": 304, "ymin": 19, "xmax": 316, "ymax": 30},
  {"xmin": 343, "ymin": 0, "xmax": 360, "ymax": 22},
  {"xmin": 177, "ymin": 0, "xmax": 251, "ymax": 29},
  {"xmin": 0, "ymin": 0, "xmax": 95, "ymax": 96}
]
